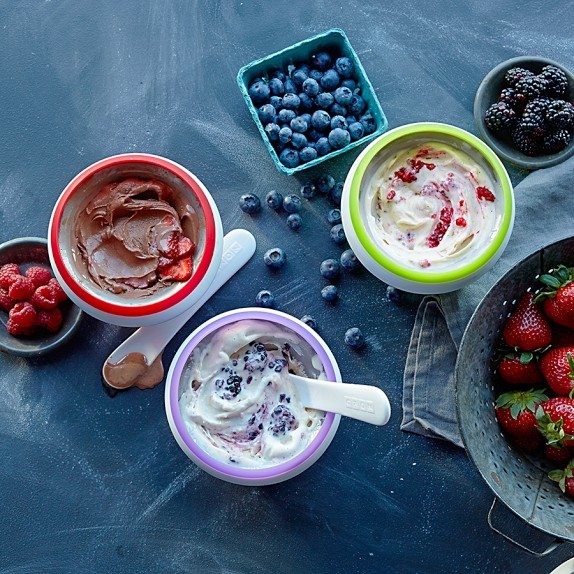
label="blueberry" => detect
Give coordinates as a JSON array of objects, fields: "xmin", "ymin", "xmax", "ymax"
[
  {"xmin": 340, "ymin": 249, "xmax": 360, "ymax": 271},
  {"xmin": 321, "ymin": 285, "xmax": 338, "ymax": 302},
  {"xmin": 290, "ymin": 116, "xmax": 308, "ymax": 133},
  {"xmin": 316, "ymin": 174, "xmax": 335, "ymax": 194},
  {"xmin": 264, "ymin": 247, "xmax": 287, "ymax": 269},
  {"xmin": 386, "ymin": 285, "xmax": 401, "ymax": 303},
  {"xmin": 277, "ymin": 108, "xmax": 296, "ymax": 124},
  {"xmin": 258, "ymin": 104, "xmax": 276, "ymax": 124},
  {"xmin": 341, "ymin": 79, "xmax": 357, "ymax": 91},
  {"xmin": 308, "ymin": 69, "xmax": 323, "ymax": 81},
  {"xmin": 348, "ymin": 95, "xmax": 366, "ymax": 116},
  {"xmin": 256, "ymin": 290, "xmax": 275, "ymax": 308},
  {"xmin": 291, "ymin": 68, "xmax": 308, "ymax": 88},
  {"xmin": 307, "ymin": 129, "xmax": 322, "ymax": 142},
  {"xmin": 316, "ymin": 92, "xmax": 335, "ymax": 110},
  {"xmin": 315, "ymin": 138, "xmax": 331, "ymax": 156},
  {"xmin": 279, "ymin": 126, "xmax": 293, "ymax": 144},
  {"xmin": 330, "ymin": 103, "xmax": 347, "ymax": 117},
  {"xmin": 283, "ymin": 194, "xmax": 302, "ymax": 213},
  {"xmin": 282, "ymin": 93, "xmax": 300, "ymax": 110},
  {"xmin": 348, "ymin": 121, "xmax": 364, "ymax": 141},
  {"xmin": 283, "ymin": 78, "xmax": 297, "ymax": 94},
  {"xmin": 286, "ymin": 213, "xmax": 302, "ymax": 230},
  {"xmin": 269, "ymin": 77, "xmax": 285, "ymax": 96},
  {"xmin": 301, "ymin": 181, "xmax": 316, "ymax": 199},
  {"xmin": 299, "ymin": 64, "xmax": 311, "ymax": 75},
  {"xmin": 291, "ymin": 132, "xmax": 307, "ymax": 150},
  {"xmin": 298, "ymin": 93, "xmax": 314, "ymax": 111},
  {"xmin": 300, "ymin": 315, "xmax": 318, "ymax": 330},
  {"xmin": 329, "ymin": 182, "xmax": 344, "ymax": 205},
  {"xmin": 272, "ymin": 69, "xmax": 287, "ymax": 82},
  {"xmin": 266, "ymin": 190, "xmax": 283, "ymax": 210},
  {"xmin": 265, "ymin": 123, "xmax": 280, "ymax": 141},
  {"xmin": 299, "ymin": 147, "xmax": 317, "ymax": 163},
  {"xmin": 344, "ymin": 327, "xmax": 365, "ymax": 349},
  {"xmin": 320, "ymin": 258, "xmax": 341, "ymax": 280},
  {"xmin": 300, "ymin": 113, "xmax": 312, "ymax": 126},
  {"xmin": 279, "ymin": 148, "xmax": 299, "ymax": 169},
  {"xmin": 327, "ymin": 208, "xmax": 341, "ymax": 225},
  {"xmin": 311, "ymin": 110, "xmax": 331, "ymax": 132},
  {"xmin": 346, "ymin": 115, "xmax": 357, "ymax": 124},
  {"xmin": 248, "ymin": 78, "xmax": 270, "ymax": 104},
  {"xmin": 312, "ymin": 51, "xmax": 332, "ymax": 71},
  {"xmin": 330, "ymin": 223, "xmax": 346, "ymax": 244},
  {"xmin": 239, "ymin": 193, "xmax": 261, "ymax": 214},
  {"xmin": 320, "ymin": 69, "xmax": 340, "ymax": 90},
  {"xmin": 330, "ymin": 115, "xmax": 347, "ymax": 130},
  {"xmin": 335, "ymin": 57, "xmax": 354, "ymax": 78},
  {"xmin": 334, "ymin": 86, "xmax": 353, "ymax": 106},
  {"xmin": 328, "ymin": 128, "xmax": 351, "ymax": 149},
  {"xmin": 302, "ymin": 78, "xmax": 320, "ymax": 97},
  {"xmin": 360, "ymin": 112, "xmax": 376, "ymax": 134}
]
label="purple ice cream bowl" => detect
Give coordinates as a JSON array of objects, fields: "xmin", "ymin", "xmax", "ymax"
[{"xmin": 164, "ymin": 307, "xmax": 342, "ymax": 486}]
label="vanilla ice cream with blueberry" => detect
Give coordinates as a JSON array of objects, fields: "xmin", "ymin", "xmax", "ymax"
[
  {"xmin": 179, "ymin": 320, "xmax": 326, "ymax": 468},
  {"xmin": 366, "ymin": 142, "xmax": 501, "ymax": 270}
]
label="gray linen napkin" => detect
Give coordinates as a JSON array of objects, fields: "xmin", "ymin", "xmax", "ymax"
[{"xmin": 401, "ymin": 154, "xmax": 574, "ymax": 448}]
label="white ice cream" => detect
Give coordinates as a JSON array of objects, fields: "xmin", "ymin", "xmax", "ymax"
[{"xmin": 179, "ymin": 319, "xmax": 326, "ymax": 468}]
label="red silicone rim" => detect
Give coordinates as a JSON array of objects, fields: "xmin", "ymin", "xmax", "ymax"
[{"xmin": 49, "ymin": 154, "xmax": 217, "ymax": 317}]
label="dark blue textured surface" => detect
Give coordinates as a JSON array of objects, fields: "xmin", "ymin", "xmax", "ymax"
[{"xmin": 0, "ymin": 1, "xmax": 573, "ymax": 572}]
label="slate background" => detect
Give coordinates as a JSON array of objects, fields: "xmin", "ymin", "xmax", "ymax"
[{"xmin": 1, "ymin": 1, "xmax": 573, "ymax": 572}]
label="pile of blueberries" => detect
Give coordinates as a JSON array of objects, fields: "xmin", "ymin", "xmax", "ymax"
[{"xmin": 247, "ymin": 50, "xmax": 377, "ymax": 169}]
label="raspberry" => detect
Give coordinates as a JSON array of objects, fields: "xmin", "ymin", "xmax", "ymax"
[
  {"xmin": 0, "ymin": 287, "xmax": 14, "ymax": 311},
  {"xmin": 8, "ymin": 301, "xmax": 37, "ymax": 332},
  {"xmin": 0, "ymin": 264, "xmax": 20, "ymax": 288},
  {"xmin": 6, "ymin": 318, "xmax": 35, "ymax": 337},
  {"xmin": 29, "ymin": 285, "xmax": 58, "ymax": 309},
  {"xmin": 47, "ymin": 278, "xmax": 68, "ymax": 303},
  {"xmin": 8, "ymin": 276, "xmax": 35, "ymax": 301},
  {"xmin": 25, "ymin": 266, "xmax": 52, "ymax": 287},
  {"xmin": 36, "ymin": 307, "xmax": 63, "ymax": 334}
]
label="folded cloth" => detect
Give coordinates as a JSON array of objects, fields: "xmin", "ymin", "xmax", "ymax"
[{"xmin": 401, "ymin": 154, "xmax": 574, "ymax": 447}]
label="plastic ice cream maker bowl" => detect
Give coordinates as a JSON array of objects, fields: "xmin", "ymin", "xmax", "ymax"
[
  {"xmin": 165, "ymin": 308, "xmax": 342, "ymax": 486},
  {"xmin": 341, "ymin": 123, "xmax": 515, "ymax": 295},
  {"xmin": 48, "ymin": 154, "xmax": 223, "ymax": 327}
]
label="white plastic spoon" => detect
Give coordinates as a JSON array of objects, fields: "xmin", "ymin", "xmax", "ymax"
[
  {"xmin": 102, "ymin": 228, "xmax": 256, "ymax": 389},
  {"xmin": 288, "ymin": 374, "xmax": 391, "ymax": 426}
]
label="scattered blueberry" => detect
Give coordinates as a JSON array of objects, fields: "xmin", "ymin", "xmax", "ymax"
[
  {"xmin": 283, "ymin": 78, "xmax": 296, "ymax": 94},
  {"xmin": 316, "ymin": 92, "xmax": 335, "ymax": 110},
  {"xmin": 316, "ymin": 174, "xmax": 335, "ymax": 194},
  {"xmin": 331, "ymin": 115, "xmax": 348, "ymax": 130},
  {"xmin": 330, "ymin": 223, "xmax": 346, "ymax": 244},
  {"xmin": 258, "ymin": 104, "xmax": 276, "ymax": 124},
  {"xmin": 300, "ymin": 315, "xmax": 318, "ymax": 330},
  {"xmin": 248, "ymin": 78, "xmax": 270, "ymax": 104},
  {"xmin": 286, "ymin": 213, "xmax": 302, "ymax": 230},
  {"xmin": 268, "ymin": 77, "xmax": 285, "ymax": 96},
  {"xmin": 344, "ymin": 327, "xmax": 365, "ymax": 349},
  {"xmin": 266, "ymin": 190, "xmax": 283, "ymax": 210},
  {"xmin": 292, "ymin": 68, "xmax": 308, "ymax": 87},
  {"xmin": 283, "ymin": 194, "xmax": 302, "ymax": 213},
  {"xmin": 298, "ymin": 93, "xmax": 314, "ymax": 111},
  {"xmin": 308, "ymin": 69, "xmax": 323, "ymax": 81},
  {"xmin": 311, "ymin": 110, "xmax": 331, "ymax": 131},
  {"xmin": 282, "ymin": 93, "xmax": 300, "ymax": 110},
  {"xmin": 291, "ymin": 132, "xmax": 307, "ymax": 150},
  {"xmin": 264, "ymin": 247, "xmax": 287, "ymax": 269},
  {"xmin": 290, "ymin": 116, "xmax": 308, "ymax": 133},
  {"xmin": 330, "ymin": 103, "xmax": 347, "ymax": 117},
  {"xmin": 327, "ymin": 208, "xmax": 342, "ymax": 225},
  {"xmin": 279, "ymin": 148, "xmax": 299, "ymax": 169},
  {"xmin": 321, "ymin": 69, "xmax": 340, "ymax": 90},
  {"xmin": 302, "ymin": 78, "xmax": 320, "ymax": 97},
  {"xmin": 321, "ymin": 284, "xmax": 339, "ymax": 302},
  {"xmin": 340, "ymin": 249, "xmax": 360, "ymax": 271},
  {"xmin": 348, "ymin": 121, "xmax": 364, "ymax": 141},
  {"xmin": 265, "ymin": 123, "xmax": 280, "ymax": 141},
  {"xmin": 334, "ymin": 86, "xmax": 353, "ymax": 106},
  {"xmin": 329, "ymin": 182, "xmax": 344, "ymax": 205},
  {"xmin": 279, "ymin": 126, "xmax": 293, "ymax": 144},
  {"xmin": 312, "ymin": 51, "xmax": 332, "ymax": 71},
  {"xmin": 301, "ymin": 181, "xmax": 316, "ymax": 199},
  {"xmin": 349, "ymin": 95, "xmax": 366, "ymax": 116},
  {"xmin": 277, "ymin": 108, "xmax": 296, "ymax": 124},
  {"xmin": 315, "ymin": 137, "xmax": 331, "ymax": 156},
  {"xmin": 360, "ymin": 112, "xmax": 376, "ymax": 134},
  {"xmin": 329, "ymin": 128, "xmax": 351, "ymax": 149},
  {"xmin": 299, "ymin": 146, "xmax": 318, "ymax": 162},
  {"xmin": 335, "ymin": 57, "xmax": 354, "ymax": 78},
  {"xmin": 255, "ymin": 290, "xmax": 275, "ymax": 308},
  {"xmin": 386, "ymin": 285, "xmax": 401, "ymax": 303},
  {"xmin": 341, "ymin": 78, "xmax": 357, "ymax": 91},
  {"xmin": 239, "ymin": 193, "xmax": 261, "ymax": 214},
  {"xmin": 320, "ymin": 258, "xmax": 341, "ymax": 280}
]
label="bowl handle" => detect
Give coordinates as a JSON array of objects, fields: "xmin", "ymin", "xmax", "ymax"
[{"xmin": 487, "ymin": 498, "xmax": 564, "ymax": 556}]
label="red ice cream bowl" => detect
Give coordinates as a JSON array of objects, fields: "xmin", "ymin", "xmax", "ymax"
[{"xmin": 48, "ymin": 154, "xmax": 223, "ymax": 327}]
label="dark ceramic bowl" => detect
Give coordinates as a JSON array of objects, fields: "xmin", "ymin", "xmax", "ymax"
[
  {"xmin": 0, "ymin": 237, "xmax": 83, "ymax": 357},
  {"xmin": 474, "ymin": 56, "xmax": 574, "ymax": 170}
]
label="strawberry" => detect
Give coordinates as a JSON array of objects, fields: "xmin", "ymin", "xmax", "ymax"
[
  {"xmin": 159, "ymin": 232, "xmax": 195, "ymax": 260},
  {"xmin": 495, "ymin": 388, "xmax": 548, "ymax": 445},
  {"xmin": 498, "ymin": 351, "xmax": 543, "ymax": 386},
  {"xmin": 511, "ymin": 432, "xmax": 543, "ymax": 453},
  {"xmin": 25, "ymin": 266, "xmax": 52, "ymax": 287},
  {"xmin": 502, "ymin": 292, "xmax": 552, "ymax": 351},
  {"xmin": 536, "ymin": 397, "xmax": 574, "ymax": 448},
  {"xmin": 536, "ymin": 265, "xmax": 574, "ymax": 328},
  {"xmin": 544, "ymin": 443, "xmax": 573, "ymax": 464},
  {"xmin": 539, "ymin": 347, "xmax": 574, "ymax": 397},
  {"xmin": 552, "ymin": 326, "xmax": 574, "ymax": 347},
  {"xmin": 548, "ymin": 459, "xmax": 574, "ymax": 499},
  {"xmin": 159, "ymin": 257, "xmax": 192, "ymax": 282}
]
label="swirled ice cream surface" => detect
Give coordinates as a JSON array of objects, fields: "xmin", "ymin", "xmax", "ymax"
[
  {"xmin": 366, "ymin": 142, "xmax": 502, "ymax": 270},
  {"xmin": 179, "ymin": 319, "xmax": 326, "ymax": 468}
]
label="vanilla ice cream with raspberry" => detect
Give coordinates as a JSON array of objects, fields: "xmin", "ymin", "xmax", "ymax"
[
  {"xmin": 366, "ymin": 142, "xmax": 502, "ymax": 270},
  {"xmin": 179, "ymin": 320, "xmax": 326, "ymax": 468}
]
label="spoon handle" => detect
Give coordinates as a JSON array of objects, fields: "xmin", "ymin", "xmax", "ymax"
[
  {"xmin": 289, "ymin": 374, "xmax": 391, "ymax": 426},
  {"xmin": 106, "ymin": 229, "xmax": 256, "ymax": 364}
]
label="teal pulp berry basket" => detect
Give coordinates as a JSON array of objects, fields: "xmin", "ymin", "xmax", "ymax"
[{"xmin": 236, "ymin": 28, "xmax": 388, "ymax": 175}]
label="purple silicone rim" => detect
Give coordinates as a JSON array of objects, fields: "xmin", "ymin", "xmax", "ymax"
[{"xmin": 169, "ymin": 309, "xmax": 337, "ymax": 481}]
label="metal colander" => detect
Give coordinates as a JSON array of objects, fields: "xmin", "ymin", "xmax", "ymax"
[{"xmin": 455, "ymin": 236, "xmax": 574, "ymax": 552}]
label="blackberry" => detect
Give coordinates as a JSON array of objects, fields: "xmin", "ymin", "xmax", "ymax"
[
  {"xmin": 268, "ymin": 405, "xmax": 298, "ymax": 435},
  {"xmin": 520, "ymin": 98, "xmax": 551, "ymax": 137},
  {"xmin": 543, "ymin": 129, "xmax": 571, "ymax": 154},
  {"xmin": 215, "ymin": 374, "xmax": 243, "ymax": 399},
  {"xmin": 546, "ymin": 100, "xmax": 574, "ymax": 130},
  {"xmin": 540, "ymin": 65, "xmax": 569, "ymax": 97},
  {"xmin": 504, "ymin": 67, "xmax": 534, "ymax": 87},
  {"xmin": 244, "ymin": 343, "xmax": 268, "ymax": 372},
  {"xmin": 512, "ymin": 125, "xmax": 541, "ymax": 156},
  {"xmin": 514, "ymin": 75, "xmax": 548, "ymax": 99},
  {"xmin": 498, "ymin": 88, "xmax": 528, "ymax": 111},
  {"xmin": 484, "ymin": 102, "xmax": 516, "ymax": 133}
]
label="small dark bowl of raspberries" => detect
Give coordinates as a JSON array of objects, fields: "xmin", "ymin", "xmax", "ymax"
[{"xmin": 474, "ymin": 56, "xmax": 574, "ymax": 169}]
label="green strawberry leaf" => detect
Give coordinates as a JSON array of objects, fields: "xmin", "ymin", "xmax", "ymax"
[
  {"xmin": 548, "ymin": 469, "xmax": 564, "ymax": 482},
  {"xmin": 520, "ymin": 352, "xmax": 534, "ymax": 364},
  {"xmin": 539, "ymin": 274, "xmax": 562, "ymax": 289}
]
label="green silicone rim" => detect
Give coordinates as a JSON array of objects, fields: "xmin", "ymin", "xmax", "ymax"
[{"xmin": 349, "ymin": 122, "xmax": 514, "ymax": 284}]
